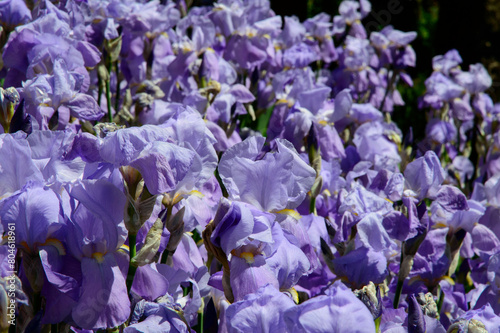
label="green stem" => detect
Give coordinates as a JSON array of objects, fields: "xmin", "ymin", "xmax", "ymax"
[
  {"xmin": 160, "ymin": 250, "xmax": 170, "ymax": 264},
  {"xmin": 469, "ymin": 114, "xmax": 480, "ymax": 191},
  {"xmin": 105, "ymin": 56, "xmax": 113, "ymax": 122},
  {"xmin": 97, "ymin": 72, "xmax": 103, "ymax": 109},
  {"xmin": 215, "ymin": 166, "xmax": 228, "ymax": 198},
  {"xmin": 159, "ymin": 204, "xmax": 173, "ymax": 264},
  {"xmin": 197, "ymin": 309, "xmax": 204, "ymax": 333},
  {"xmin": 114, "ymin": 62, "xmax": 121, "ymax": 113},
  {"xmin": 33, "ymin": 291, "xmax": 42, "ymax": 315},
  {"xmin": 380, "ymin": 69, "xmax": 399, "ymax": 117},
  {"xmin": 437, "ymin": 286, "xmax": 445, "ymax": 315},
  {"xmin": 307, "ymin": 0, "xmax": 314, "ymax": 17},
  {"xmin": 393, "ymin": 278, "xmax": 403, "ymax": 309},
  {"xmin": 309, "ymin": 196, "xmax": 317, "ymax": 215},
  {"xmin": 126, "ymin": 233, "xmax": 137, "ymax": 293},
  {"xmin": 374, "ymin": 316, "xmax": 381, "ymax": 333}
]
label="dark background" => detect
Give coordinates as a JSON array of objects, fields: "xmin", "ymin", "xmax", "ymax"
[
  {"xmin": 270, "ymin": 0, "xmax": 500, "ymax": 94},
  {"xmin": 269, "ymin": 0, "xmax": 500, "ymax": 138}
]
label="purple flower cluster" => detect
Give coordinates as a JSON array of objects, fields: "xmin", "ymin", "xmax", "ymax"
[{"xmin": 1, "ymin": 0, "xmax": 500, "ymax": 332}]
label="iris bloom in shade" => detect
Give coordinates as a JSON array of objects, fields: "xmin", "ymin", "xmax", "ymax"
[
  {"xmin": 455, "ymin": 64, "xmax": 492, "ymax": 94},
  {"xmin": 284, "ymin": 280, "xmax": 376, "ymax": 332},
  {"xmin": 219, "ymin": 136, "xmax": 315, "ymax": 212},
  {"xmin": 333, "ymin": 0, "xmax": 370, "ymax": 38},
  {"xmin": 404, "ymin": 150, "xmax": 446, "ymax": 201},
  {"xmin": 432, "ymin": 49, "xmax": 462, "ymax": 75},
  {"xmin": 223, "ymin": 284, "xmax": 295, "ymax": 333},
  {"xmin": 65, "ymin": 179, "xmax": 130, "ymax": 330},
  {"xmin": 425, "ymin": 119, "xmax": 457, "ymax": 145}
]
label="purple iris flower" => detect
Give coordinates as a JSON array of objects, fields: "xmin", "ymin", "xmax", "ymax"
[
  {"xmin": 404, "ymin": 150, "xmax": 446, "ymax": 201},
  {"xmin": 300, "ymin": 13, "xmax": 337, "ymax": 63},
  {"xmin": 421, "ymin": 72, "xmax": 464, "ymax": 109},
  {"xmin": 470, "ymin": 224, "xmax": 500, "ymax": 261},
  {"xmin": 3, "ymin": 12, "xmax": 101, "ymax": 86},
  {"xmin": 0, "ymin": 0, "xmax": 32, "ymax": 30},
  {"xmin": 430, "ymin": 198, "xmax": 484, "ymax": 235},
  {"xmin": 283, "ymin": 43, "xmax": 320, "ymax": 68},
  {"xmin": 432, "ymin": 49, "xmax": 462, "ymax": 75},
  {"xmin": 450, "ymin": 305, "xmax": 500, "ymax": 332},
  {"xmin": 282, "ymin": 16, "xmax": 306, "ymax": 48},
  {"xmin": 0, "ymin": 133, "xmax": 44, "ymax": 198},
  {"xmin": 23, "ymin": 58, "xmax": 104, "ymax": 129},
  {"xmin": 410, "ymin": 227, "xmax": 450, "ymax": 288},
  {"xmin": 219, "ymin": 136, "xmax": 315, "ymax": 212},
  {"xmin": 349, "ymin": 103, "xmax": 384, "ymax": 124},
  {"xmin": 65, "ymin": 179, "xmax": 130, "ymax": 329},
  {"xmin": 284, "ymin": 280, "xmax": 376, "ymax": 332},
  {"xmin": 126, "ymin": 298, "xmax": 189, "ymax": 333},
  {"xmin": 355, "ymin": 212, "xmax": 397, "ymax": 257},
  {"xmin": 282, "ymin": 88, "xmax": 352, "ymax": 161},
  {"xmin": 223, "ymin": 284, "xmax": 295, "ymax": 333},
  {"xmin": 379, "ymin": 307, "xmax": 407, "ymax": 332},
  {"xmin": 425, "ymin": 119, "xmax": 457, "ymax": 145},
  {"xmin": 210, "ymin": 198, "xmax": 274, "ymax": 256},
  {"xmin": 265, "ymin": 222, "xmax": 311, "ymax": 290},
  {"xmin": 368, "ymin": 168, "xmax": 404, "ymax": 202},
  {"xmin": 332, "ymin": 246, "xmax": 388, "ymax": 288},
  {"xmin": 339, "ymin": 184, "xmax": 394, "ymax": 221},
  {"xmin": 223, "ymin": 30, "xmax": 274, "ymax": 70},
  {"xmin": 353, "ymin": 120, "xmax": 402, "ymax": 171},
  {"xmin": 69, "ymin": 111, "xmax": 217, "ymax": 196},
  {"xmin": 78, "ymin": 125, "xmax": 195, "ymax": 195},
  {"xmin": 455, "ymin": 64, "xmax": 492, "ymax": 94},
  {"xmin": 229, "ymin": 250, "xmax": 280, "ymax": 302},
  {"xmin": 24, "ymin": 129, "xmax": 86, "ymax": 188},
  {"xmin": 206, "ymin": 83, "xmax": 255, "ymax": 123},
  {"xmin": 1, "ymin": 183, "xmax": 63, "ymax": 253},
  {"xmin": 333, "ymin": 1, "xmax": 371, "ymax": 38}
]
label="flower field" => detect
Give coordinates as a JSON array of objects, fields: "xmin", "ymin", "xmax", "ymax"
[{"xmin": 1, "ymin": 0, "xmax": 500, "ymax": 332}]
